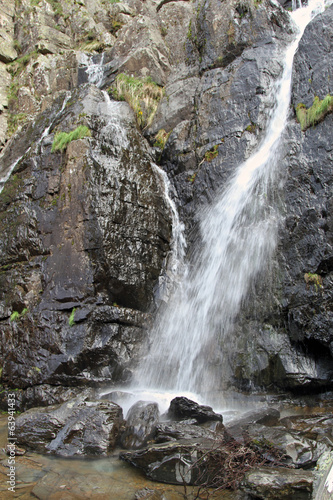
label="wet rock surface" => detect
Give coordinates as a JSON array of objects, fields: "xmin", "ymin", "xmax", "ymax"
[
  {"xmin": 241, "ymin": 467, "xmax": 314, "ymax": 499},
  {"xmin": 0, "ymin": 0, "xmax": 331, "ymax": 461},
  {"xmin": 15, "ymin": 397, "xmax": 123, "ymax": 456},
  {"xmin": 121, "ymin": 400, "xmax": 160, "ymax": 449},
  {"xmin": 0, "ymin": 84, "xmax": 171, "ymax": 389},
  {"xmin": 166, "ymin": 396, "xmax": 223, "ymax": 423}
]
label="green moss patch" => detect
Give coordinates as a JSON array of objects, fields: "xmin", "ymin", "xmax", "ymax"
[{"xmin": 296, "ymin": 94, "xmax": 333, "ymax": 131}]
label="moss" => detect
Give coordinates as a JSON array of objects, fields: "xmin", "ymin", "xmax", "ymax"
[
  {"xmin": 51, "ymin": 125, "xmax": 91, "ymax": 152},
  {"xmin": 10, "ymin": 311, "xmax": 20, "ymax": 322},
  {"xmin": 296, "ymin": 94, "xmax": 333, "ymax": 131},
  {"xmin": 111, "ymin": 74, "xmax": 164, "ymax": 129},
  {"xmin": 245, "ymin": 123, "xmax": 256, "ymax": 133},
  {"xmin": 204, "ymin": 144, "xmax": 219, "ymax": 162},
  {"xmin": 188, "ymin": 172, "xmax": 197, "ymax": 183}
]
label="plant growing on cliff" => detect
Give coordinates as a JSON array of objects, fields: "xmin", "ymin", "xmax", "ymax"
[
  {"xmin": 154, "ymin": 129, "xmax": 170, "ymax": 149},
  {"xmin": 111, "ymin": 73, "xmax": 164, "ymax": 129},
  {"xmin": 69, "ymin": 308, "xmax": 76, "ymax": 327},
  {"xmin": 304, "ymin": 272, "xmax": 323, "ymax": 292},
  {"xmin": 51, "ymin": 125, "xmax": 91, "ymax": 152},
  {"xmin": 296, "ymin": 94, "xmax": 333, "ymax": 131},
  {"xmin": 204, "ymin": 144, "xmax": 219, "ymax": 162},
  {"xmin": 10, "ymin": 308, "xmax": 28, "ymax": 322}
]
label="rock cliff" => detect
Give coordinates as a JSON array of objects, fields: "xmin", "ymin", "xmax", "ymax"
[{"xmin": 0, "ymin": 0, "xmax": 332, "ymax": 402}]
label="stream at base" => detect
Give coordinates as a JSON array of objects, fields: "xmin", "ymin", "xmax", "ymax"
[
  {"xmin": 1, "ymin": 397, "xmax": 332, "ymax": 499},
  {"xmin": 0, "ymin": 415, "xmax": 242, "ymax": 500}
]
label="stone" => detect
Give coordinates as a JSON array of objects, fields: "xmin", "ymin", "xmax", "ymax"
[
  {"xmin": 167, "ymin": 397, "xmax": 223, "ymax": 424},
  {"xmin": 120, "ymin": 400, "xmax": 160, "ymax": 449},
  {"xmin": 120, "ymin": 441, "xmax": 208, "ymax": 485},
  {"xmin": 15, "ymin": 398, "xmax": 123, "ymax": 456},
  {"xmin": 0, "ymin": 85, "xmax": 172, "ymax": 389},
  {"xmin": 155, "ymin": 419, "xmax": 224, "ymax": 443},
  {"xmin": 241, "ymin": 467, "xmax": 314, "ymax": 499}
]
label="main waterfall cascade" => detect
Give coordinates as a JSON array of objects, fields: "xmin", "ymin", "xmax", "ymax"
[{"xmin": 128, "ymin": 0, "xmax": 332, "ymax": 408}]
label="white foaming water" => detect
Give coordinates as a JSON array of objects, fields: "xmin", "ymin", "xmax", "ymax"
[
  {"xmin": 82, "ymin": 52, "xmax": 105, "ymax": 88},
  {"xmin": 132, "ymin": 0, "xmax": 332, "ymax": 404},
  {"xmin": 151, "ymin": 163, "xmax": 186, "ymax": 302}
]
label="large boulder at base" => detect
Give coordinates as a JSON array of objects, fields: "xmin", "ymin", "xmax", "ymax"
[
  {"xmin": 240, "ymin": 467, "xmax": 314, "ymax": 499},
  {"xmin": 226, "ymin": 409, "xmax": 333, "ymax": 468},
  {"xmin": 120, "ymin": 441, "xmax": 212, "ymax": 485},
  {"xmin": 15, "ymin": 398, "xmax": 123, "ymax": 456},
  {"xmin": 120, "ymin": 400, "xmax": 160, "ymax": 449},
  {"xmin": 167, "ymin": 397, "xmax": 223, "ymax": 424}
]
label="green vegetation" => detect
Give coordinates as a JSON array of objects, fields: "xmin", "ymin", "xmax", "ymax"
[
  {"xmin": 51, "ymin": 125, "xmax": 91, "ymax": 152},
  {"xmin": 7, "ymin": 113, "xmax": 27, "ymax": 137},
  {"xmin": 204, "ymin": 144, "xmax": 219, "ymax": 162},
  {"xmin": 69, "ymin": 308, "xmax": 76, "ymax": 327},
  {"xmin": 296, "ymin": 94, "xmax": 333, "ymax": 131},
  {"xmin": 304, "ymin": 272, "xmax": 323, "ymax": 292},
  {"xmin": 80, "ymin": 40, "xmax": 105, "ymax": 53},
  {"xmin": 46, "ymin": 0, "xmax": 63, "ymax": 17},
  {"xmin": 8, "ymin": 51, "xmax": 39, "ymax": 77},
  {"xmin": 111, "ymin": 74, "xmax": 164, "ymax": 128},
  {"xmin": 10, "ymin": 311, "xmax": 20, "ymax": 322},
  {"xmin": 10, "ymin": 308, "xmax": 28, "ymax": 322},
  {"xmin": 188, "ymin": 173, "xmax": 197, "ymax": 183},
  {"xmin": 154, "ymin": 129, "xmax": 170, "ymax": 149},
  {"xmin": 245, "ymin": 123, "xmax": 256, "ymax": 133}
]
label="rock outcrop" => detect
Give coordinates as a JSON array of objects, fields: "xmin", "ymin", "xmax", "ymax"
[
  {"xmin": 0, "ymin": 0, "xmax": 332, "ymax": 403},
  {"xmin": 0, "ymin": 84, "xmax": 172, "ymax": 391}
]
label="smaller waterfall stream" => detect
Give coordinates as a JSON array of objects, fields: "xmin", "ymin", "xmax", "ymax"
[
  {"xmin": 0, "ymin": 92, "xmax": 70, "ymax": 194},
  {"xmin": 132, "ymin": 0, "xmax": 331, "ymax": 405}
]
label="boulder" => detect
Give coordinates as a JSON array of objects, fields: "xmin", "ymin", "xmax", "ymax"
[
  {"xmin": 155, "ymin": 419, "xmax": 224, "ymax": 443},
  {"xmin": 15, "ymin": 398, "xmax": 123, "ymax": 456},
  {"xmin": 167, "ymin": 397, "xmax": 223, "ymax": 424},
  {"xmin": 120, "ymin": 441, "xmax": 208, "ymax": 485},
  {"xmin": 121, "ymin": 400, "xmax": 160, "ymax": 449},
  {"xmin": 241, "ymin": 467, "xmax": 314, "ymax": 499}
]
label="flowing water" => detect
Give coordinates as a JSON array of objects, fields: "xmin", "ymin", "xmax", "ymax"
[
  {"xmin": 0, "ymin": 92, "xmax": 70, "ymax": 194},
  {"xmin": 131, "ymin": 0, "xmax": 332, "ymax": 405}
]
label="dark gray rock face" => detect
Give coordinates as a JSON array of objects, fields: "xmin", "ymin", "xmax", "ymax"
[
  {"xmin": 167, "ymin": 397, "xmax": 223, "ymax": 424},
  {"xmin": 120, "ymin": 400, "xmax": 160, "ymax": 449},
  {"xmin": 0, "ymin": 85, "xmax": 172, "ymax": 389},
  {"xmin": 244, "ymin": 5, "xmax": 333, "ymax": 391},
  {"xmin": 15, "ymin": 398, "xmax": 123, "ymax": 456}
]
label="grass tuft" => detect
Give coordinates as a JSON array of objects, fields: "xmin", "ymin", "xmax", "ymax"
[
  {"xmin": 111, "ymin": 73, "xmax": 164, "ymax": 128},
  {"xmin": 296, "ymin": 94, "xmax": 333, "ymax": 131},
  {"xmin": 51, "ymin": 125, "xmax": 91, "ymax": 153}
]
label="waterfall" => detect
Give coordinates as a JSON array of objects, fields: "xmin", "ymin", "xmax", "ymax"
[
  {"xmin": 133, "ymin": 0, "xmax": 331, "ymax": 401},
  {"xmin": 81, "ymin": 52, "xmax": 105, "ymax": 88},
  {"xmin": 151, "ymin": 164, "xmax": 186, "ymax": 303}
]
